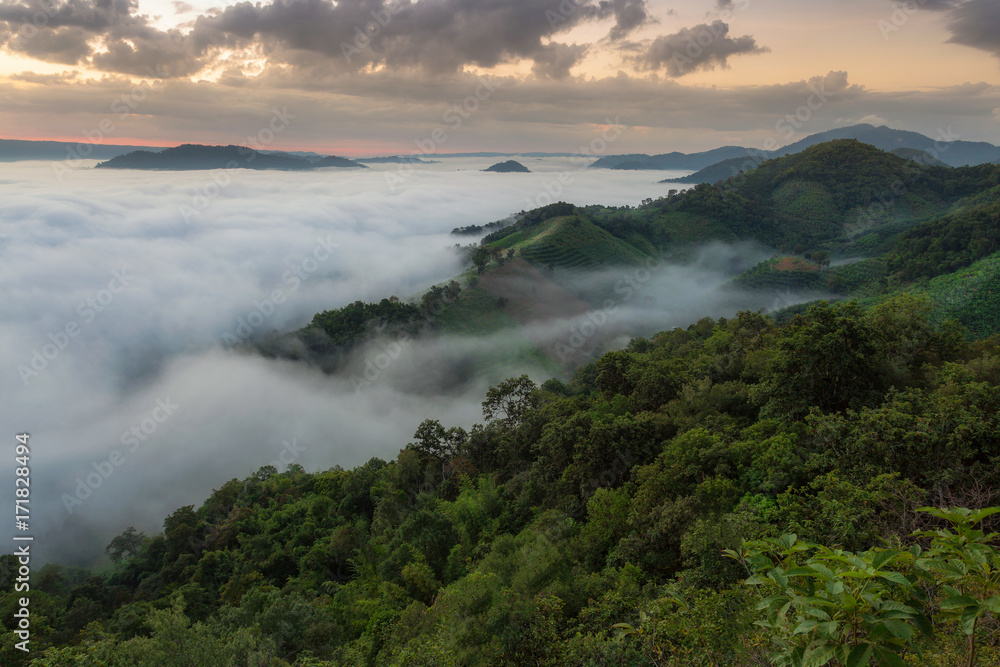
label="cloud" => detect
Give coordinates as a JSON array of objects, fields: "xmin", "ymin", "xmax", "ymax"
[
  {"xmin": 858, "ymin": 113, "xmax": 888, "ymax": 125},
  {"xmin": 0, "ymin": 156, "xmax": 733, "ymax": 564},
  {"xmin": 0, "ymin": 0, "xmax": 658, "ymax": 78},
  {"xmin": 598, "ymin": 0, "xmax": 651, "ymax": 42},
  {"xmin": 635, "ymin": 20, "xmax": 769, "ymax": 76},
  {"xmin": 943, "ymin": 0, "xmax": 1000, "ymax": 58},
  {"xmin": 530, "ymin": 42, "xmax": 589, "ymax": 79},
  {"xmin": 4, "ymin": 67, "xmax": 1000, "ymax": 155}
]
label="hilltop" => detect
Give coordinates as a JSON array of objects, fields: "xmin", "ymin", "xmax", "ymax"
[{"xmin": 483, "ymin": 160, "xmax": 531, "ymax": 173}]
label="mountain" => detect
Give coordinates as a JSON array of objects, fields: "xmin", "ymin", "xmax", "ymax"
[
  {"xmin": 483, "ymin": 160, "xmax": 531, "ymax": 173},
  {"xmin": 592, "ymin": 124, "xmax": 1000, "ymax": 171},
  {"xmin": 355, "ymin": 155, "xmax": 441, "ymax": 164},
  {"xmin": 660, "ymin": 145, "xmax": 953, "ymax": 186},
  {"xmin": 658, "ymin": 155, "xmax": 767, "ymax": 184},
  {"xmin": 774, "ymin": 124, "xmax": 1000, "ymax": 166},
  {"xmin": 94, "ymin": 144, "xmax": 366, "ymax": 170},
  {"xmin": 589, "ymin": 145, "xmax": 761, "ymax": 171},
  {"xmin": 0, "ymin": 138, "xmax": 160, "ymax": 161}
]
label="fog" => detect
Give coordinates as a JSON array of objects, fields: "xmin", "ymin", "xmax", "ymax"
[{"xmin": 0, "ymin": 157, "xmax": 812, "ymax": 565}]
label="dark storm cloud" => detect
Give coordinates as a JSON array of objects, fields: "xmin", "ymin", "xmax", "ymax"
[
  {"xmin": 944, "ymin": 0, "xmax": 1000, "ymax": 58},
  {"xmin": 598, "ymin": 0, "xmax": 651, "ymax": 42},
  {"xmin": 530, "ymin": 42, "xmax": 589, "ymax": 79},
  {"xmin": 195, "ymin": 0, "xmax": 649, "ymax": 74},
  {"xmin": 0, "ymin": 0, "xmax": 653, "ymax": 78},
  {"xmin": 0, "ymin": 0, "xmax": 209, "ymax": 75},
  {"xmin": 635, "ymin": 20, "xmax": 769, "ymax": 76}
]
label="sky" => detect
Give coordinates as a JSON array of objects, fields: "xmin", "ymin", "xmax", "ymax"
[{"xmin": 0, "ymin": 0, "xmax": 999, "ymax": 154}]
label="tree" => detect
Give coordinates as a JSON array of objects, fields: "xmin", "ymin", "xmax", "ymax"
[
  {"xmin": 812, "ymin": 250, "xmax": 831, "ymax": 269},
  {"xmin": 410, "ymin": 419, "xmax": 467, "ymax": 460},
  {"xmin": 472, "ymin": 247, "xmax": 490, "ymax": 274},
  {"xmin": 482, "ymin": 375, "xmax": 539, "ymax": 426},
  {"xmin": 105, "ymin": 526, "xmax": 146, "ymax": 565}
]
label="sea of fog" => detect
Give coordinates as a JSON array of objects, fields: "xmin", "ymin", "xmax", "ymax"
[{"xmin": 0, "ymin": 156, "xmax": 777, "ymax": 564}]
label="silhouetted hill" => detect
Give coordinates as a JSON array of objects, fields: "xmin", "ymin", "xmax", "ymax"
[
  {"xmin": 94, "ymin": 144, "xmax": 366, "ymax": 170},
  {"xmin": 589, "ymin": 146, "xmax": 759, "ymax": 171},
  {"xmin": 592, "ymin": 124, "xmax": 1000, "ymax": 171},
  {"xmin": 659, "ymin": 156, "xmax": 767, "ymax": 184},
  {"xmin": 483, "ymin": 160, "xmax": 531, "ymax": 173}
]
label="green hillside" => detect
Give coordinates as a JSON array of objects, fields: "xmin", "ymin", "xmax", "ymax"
[
  {"xmin": 10, "ymin": 297, "xmax": 1000, "ymax": 666},
  {"xmin": 490, "ymin": 215, "xmax": 650, "ymax": 270},
  {"xmin": 262, "ymin": 140, "xmax": 1000, "ymax": 384}
]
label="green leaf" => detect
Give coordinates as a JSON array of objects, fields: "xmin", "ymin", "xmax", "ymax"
[
  {"xmin": 911, "ymin": 612, "xmax": 933, "ymax": 638},
  {"xmin": 816, "ymin": 620, "xmax": 839, "ymax": 636},
  {"xmin": 939, "ymin": 595, "xmax": 977, "ymax": 610},
  {"xmin": 802, "ymin": 644, "xmax": 838, "ymax": 667},
  {"xmin": 793, "ymin": 619, "xmax": 818, "ymax": 635},
  {"xmin": 871, "ymin": 550, "xmax": 898, "ymax": 571},
  {"xmin": 960, "ymin": 604, "xmax": 981, "ymax": 635},
  {"xmin": 786, "ymin": 566, "xmax": 821, "ymax": 578},
  {"xmin": 880, "ymin": 618, "xmax": 914, "ymax": 641},
  {"xmin": 873, "ymin": 647, "xmax": 907, "ymax": 667},
  {"xmin": 967, "ymin": 507, "xmax": 1000, "ymax": 524},
  {"xmin": 843, "ymin": 643, "xmax": 874, "ymax": 667},
  {"xmin": 877, "ymin": 572, "xmax": 912, "ymax": 588}
]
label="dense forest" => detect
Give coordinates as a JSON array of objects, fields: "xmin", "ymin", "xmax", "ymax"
[{"xmin": 4, "ymin": 295, "xmax": 999, "ymax": 666}]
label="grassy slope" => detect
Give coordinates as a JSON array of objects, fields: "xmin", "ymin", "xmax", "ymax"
[{"xmin": 487, "ymin": 215, "xmax": 650, "ymax": 269}]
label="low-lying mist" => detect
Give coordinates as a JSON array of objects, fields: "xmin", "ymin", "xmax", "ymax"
[{"xmin": 0, "ymin": 159, "xmax": 819, "ymax": 565}]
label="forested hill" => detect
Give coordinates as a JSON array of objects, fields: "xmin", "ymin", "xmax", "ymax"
[
  {"xmin": 264, "ymin": 140, "xmax": 1000, "ymax": 378},
  {"xmin": 5, "ymin": 295, "xmax": 999, "ymax": 665}
]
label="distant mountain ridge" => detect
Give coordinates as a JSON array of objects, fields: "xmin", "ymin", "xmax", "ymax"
[
  {"xmin": 95, "ymin": 144, "xmax": 366, "ymax": 171},
  {"xmin": 0, "ymin": 138, "xmax": 160, "ymax": 162},
  {"xmin": 591, "ymin": 124, "xmax": 1000, "ymax": 170}
]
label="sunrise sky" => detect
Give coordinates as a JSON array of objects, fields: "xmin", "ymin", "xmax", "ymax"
[{"xmin": 1, "ymin": 0, "xmax": 998, "ymax": 155}]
